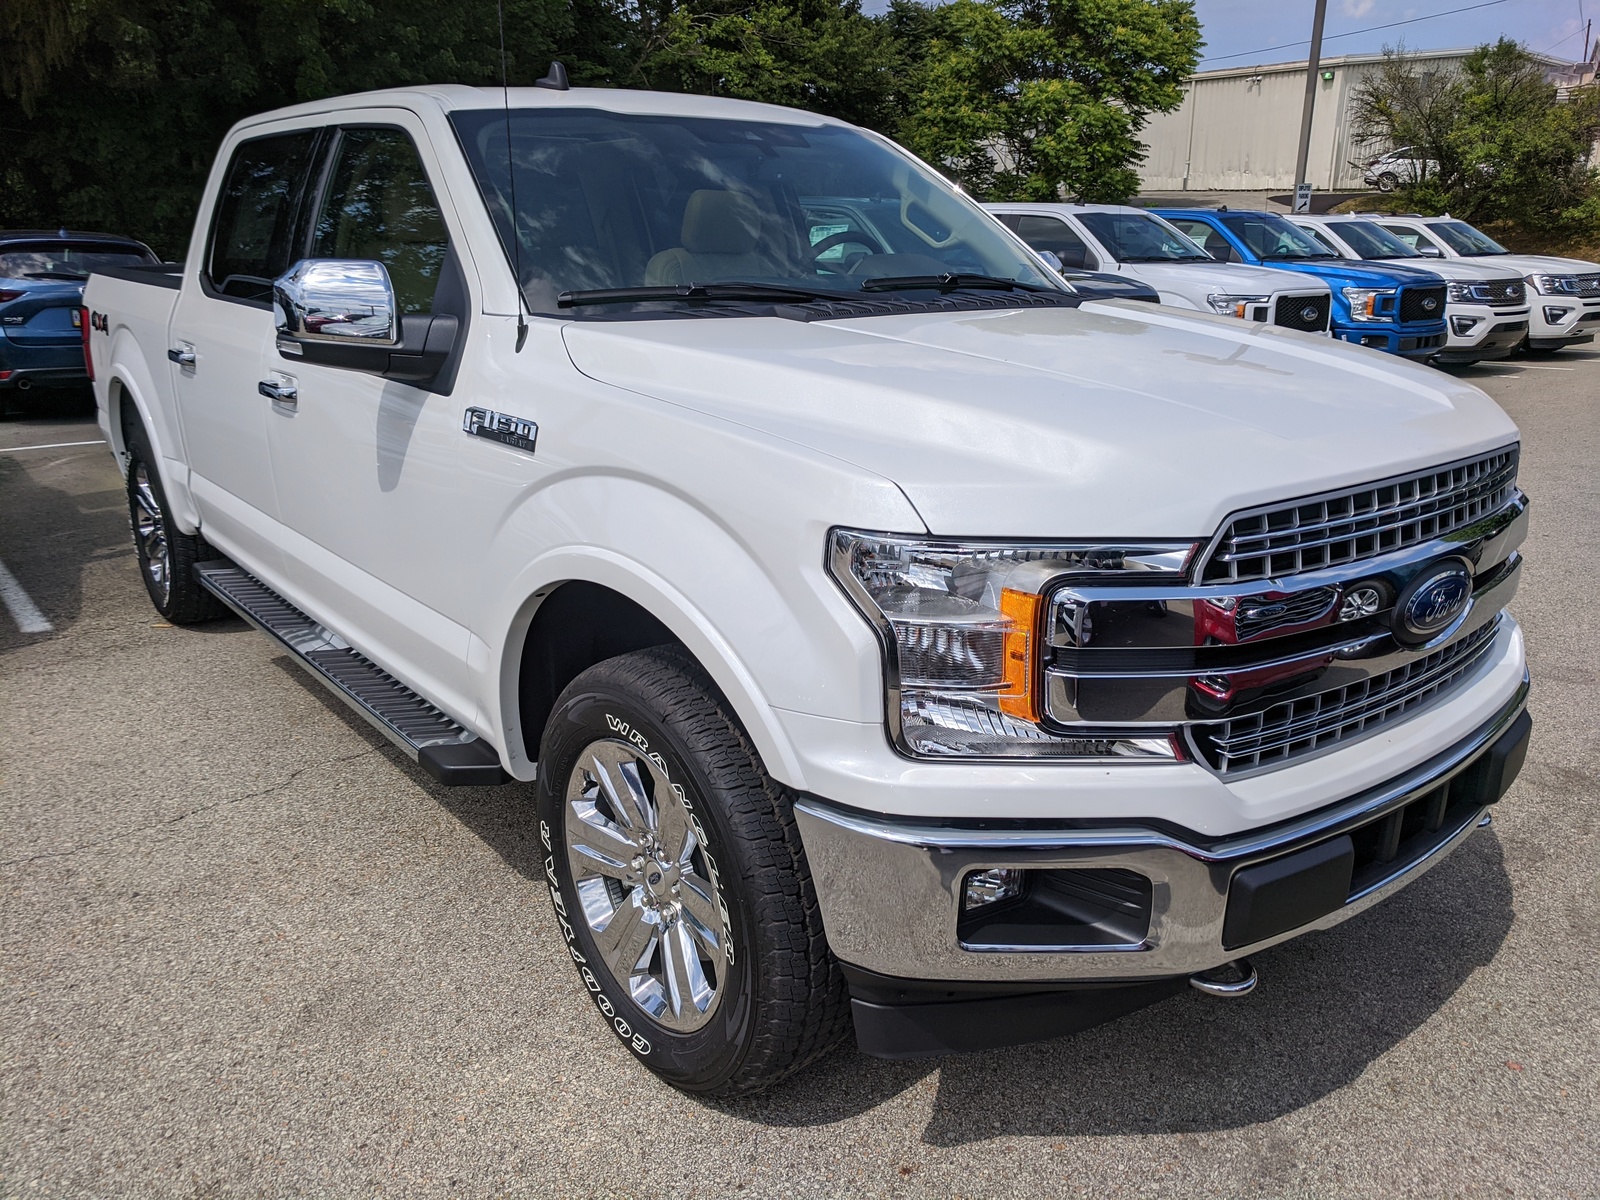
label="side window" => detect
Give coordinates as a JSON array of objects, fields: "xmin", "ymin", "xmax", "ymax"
[
  {"xmin": 207, "ymin": 131, "xmax": 319, "ymax": 303},
  {"xmin": 1169, "ymin": 219, "xmax": 1234, "ymax": 262},
  {"xmin": 1010, "ymin": 216, "xmax": 1094, "ymax": 269},
  {"xmin": 1300, "ymin": 225, "xmax": 1341, "ymax": 254},
  {"xmin": 1379, "ymin": 224, "xmax": 1423, "ymax": 250},
  {"xmin": 311, "ymin": 128, "xmax": 450, "ymax": 315}
]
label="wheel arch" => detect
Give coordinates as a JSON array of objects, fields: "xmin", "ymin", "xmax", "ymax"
[
  {"xmin": 105, "ymin": 342, "xmax": 199, "ymax": 533},
  {"xmin": 492, "ymin": 550, "xmax": 814, "ymax": 793}
]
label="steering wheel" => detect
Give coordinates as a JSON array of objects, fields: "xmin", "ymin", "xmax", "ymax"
[{"xmin": 805, "ymin": 230, "xmax": 885, "ymax": 272}]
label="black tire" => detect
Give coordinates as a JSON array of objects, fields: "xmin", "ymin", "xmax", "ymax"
[
  {"xmin": 125, "ymin": 424, "xmax": 226, "ymax": 625},
  {"xmin": 1377, "ymin": 172, "xmax": 1398, "ymax": 193},
  {"xmin": 536, "ymin": 645, "xmax": 850, "ymax": 1095}
]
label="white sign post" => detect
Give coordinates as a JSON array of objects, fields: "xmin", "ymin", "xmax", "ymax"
[{"xmin": 1293, "ymin": 182, "xmax": 1314, "ymax": 214}]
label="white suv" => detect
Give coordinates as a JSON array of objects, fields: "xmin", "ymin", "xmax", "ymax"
[
  {"xmin": 1374, "ymin": 215, "xmax": 1600, "ymax": 351},
  {"xmin": 1289, "ymin": 214, "xmax": 1530, "ymax": 363},
  {"xmin": 1362, "ymin": 148, "xmax": 1440, "ymax": 193},
  {"xmin": 986, "ymin": 202, "xmax": 1332, "ymax": 334}
]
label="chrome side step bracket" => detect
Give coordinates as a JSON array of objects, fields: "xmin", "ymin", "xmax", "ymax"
[{"xmin": 195, "ymin": 562, "xmax": 509, "ymax": 787}]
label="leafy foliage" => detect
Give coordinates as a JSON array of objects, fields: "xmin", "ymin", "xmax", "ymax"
[
  {"xmin": 896, "ymin": 0, "xmax": 1201, "ymax": 201},
  {"xmin": 1351, "ymin": 39, "xmax": 1600, "ymax": 235},
  {"xmin": 0, "ymin": 0, "xmax": 1201, "ymax": 255}
]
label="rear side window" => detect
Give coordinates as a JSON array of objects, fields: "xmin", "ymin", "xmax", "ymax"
[
  {"xmin": 1164, "ymin": 218, "xmax": 1234, "ymax": 261},
  {"xmin": 1378, "ymin": 224, "xmax": 1425, "ymax": 250},
  {"xmin": 310, "ymin": 128, "xmax": 450, "ymax": 315},
  {"xmin": 208, "ymin": 131, "xmax": 319, "ymax": 303},
  {"xmin": 999, "ymin": 214, "xmax": 1095, "ymax": 269}
]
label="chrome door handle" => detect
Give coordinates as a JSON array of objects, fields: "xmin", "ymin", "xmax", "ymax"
[
  {"xmin": 167, "ymin": 348, "xmax": 196, "ymax": 366},
  {"xmin": 258, "ymin": 380, "xmax": 297, "ymax": 407}
]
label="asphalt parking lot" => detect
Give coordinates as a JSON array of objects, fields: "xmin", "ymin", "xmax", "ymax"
[{"xmin": 2, "ymin": 355, "xmax": 1597, "ymax": 1200}]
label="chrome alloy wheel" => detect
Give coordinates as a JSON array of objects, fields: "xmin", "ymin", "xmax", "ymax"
[
  {"xmin": 132, "ymin": 462, "xmax": 171, "ymax": 606},
  {"xmin": 564, "ymin": 739, "xmax": 727, "ymax": 1032}
]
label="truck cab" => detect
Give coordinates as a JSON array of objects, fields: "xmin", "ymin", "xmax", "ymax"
[
  {"xmin": 985, "ymin": 202, "xmax": 1331, "ymax": 333},
  {"xmin": 1287, "ymin": 214, "xmax": 1530, "ymax": 363},
  {"xmin": 1155, "ymin": 209, "xmax": 1449, "ymax": 359},
  {"xmin": 84, "ymin": 84, "xmax": 1532, "ymax": 1096}
]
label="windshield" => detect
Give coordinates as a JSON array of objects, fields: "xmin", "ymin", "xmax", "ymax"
[
  {"xmin": 0, "ymin": 242, "xmax": 155, "ymax": 280},
  {"xmin": 1429, "ymin": 221, "xmax": 1508, "ymax": 256},
  {"xmin": 1074, "ymin": 212, "xmax": 1210, "ymax": 262},
  {"xmin": 449, "ymin": 108, "xmax": 1057, "ymax": 314},
  {"xmin": 1326, "ymin": 220, "xmax": 1422, "ymax": 259},
  {"xmin": 1219, "ymin": 213, "xmax": 1339, "ymax": 260}
]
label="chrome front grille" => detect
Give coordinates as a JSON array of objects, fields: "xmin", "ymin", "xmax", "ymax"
[
  {"xmin": 1474, "ymin": 279, "xmax": 1526, "ymax": 307},
  {"xmin": 1201, "ymin": 447, "xmax": 1519, "ymax": 584},
  {"xmin": 1576, "ymin": 273, "xmax": 1600, "ymax": 299},
  {"xmin": 1233, "ymin": 586, "xmax": 1338, "ymax": 641},
  {"xmin": 1194, "ymin": 618, "xmax": 1501, "ymax": 773}
]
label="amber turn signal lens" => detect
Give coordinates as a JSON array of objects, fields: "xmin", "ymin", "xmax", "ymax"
[{"xmin": 997, "ymin": 587, "xmax": 1040, "ymax": 722}]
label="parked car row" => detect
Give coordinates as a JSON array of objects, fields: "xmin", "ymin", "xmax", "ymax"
[{"xmin": 988, "ymin": 202, "xmax": 1598, "ymax": 365}]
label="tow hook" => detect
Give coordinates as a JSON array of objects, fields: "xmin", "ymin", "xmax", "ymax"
[{"xmin": 1189, "ymin": 958, "xmax": 1257, "ymax": 997}]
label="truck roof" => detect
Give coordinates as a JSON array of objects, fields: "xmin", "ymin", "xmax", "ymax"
[
  {"xmin": 0, "ymin": 229, "xmax": 151, "ymax": 246},
  {"xmin": 232, "ymin": 85, "xmax": 852, "ymax": 133}
]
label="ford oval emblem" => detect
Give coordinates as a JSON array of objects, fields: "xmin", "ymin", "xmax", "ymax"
[
  {"xmin": 1393, "ymin": 560, "xmax": 1471, "ymax": 643},
  {"xmin": 1300, "ymin": 304, "xmax": 1320, "ymax": 323},
  {"xmin": 1422, "ymin": 296, "xmax": 1439, "ymax": 311}
]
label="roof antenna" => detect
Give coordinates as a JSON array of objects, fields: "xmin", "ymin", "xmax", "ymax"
[
  {"xmin": 536, "ymin": 61, "xmax": 570, "ymax": 91},
  {"xmin": 497, "ymin": 0, "xmax": 530, "ymax": 351}
]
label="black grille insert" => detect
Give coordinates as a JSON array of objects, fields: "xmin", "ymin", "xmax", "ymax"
[
  {"xmin": 1273, "ymin": 293, "xmax": 1330, "ymax": 332},
  {"xmin": 1400, "ymin": 285, "xmax": 1447, "ymax": 323}
]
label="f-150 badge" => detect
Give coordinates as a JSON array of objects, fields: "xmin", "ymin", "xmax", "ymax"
[{"xmin": 463, "ymin": 407, "xmax": 537, "ymax": 454}]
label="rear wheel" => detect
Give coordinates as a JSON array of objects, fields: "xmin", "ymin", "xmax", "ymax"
[
  {"xmin": 536, "ymin": 646, "xmax": 850, "ymax": 1095},
  {"xmin": 124, "ymin": 426, "xmax": 225, "ymax": 625},
  {"xmin": 1376, "ymin": 172, "xmax": 1399, "ymax": 193}
]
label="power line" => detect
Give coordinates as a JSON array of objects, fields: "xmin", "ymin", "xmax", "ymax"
[{"xmin": 1199, "ymin": 0, "xmax": 1510, "ymax": 66}]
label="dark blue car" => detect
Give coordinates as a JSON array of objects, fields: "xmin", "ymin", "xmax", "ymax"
[
  {"xmin": 1154, "ymin": 209, "xmax": 1449, "ymax": 359},
  {"xmin": 1, "ymin": 230, "xmax": 159, "ymax": 405}
]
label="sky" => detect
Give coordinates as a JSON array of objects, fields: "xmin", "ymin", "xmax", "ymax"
[{"xmin": 856, "ymin": 1, "xmax": 1597, "ymax": 69}]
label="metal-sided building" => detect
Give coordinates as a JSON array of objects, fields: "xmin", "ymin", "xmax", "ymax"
[{"xmin": 1139, "ymin": 49, "xmax": 1592, "ymax": 193}]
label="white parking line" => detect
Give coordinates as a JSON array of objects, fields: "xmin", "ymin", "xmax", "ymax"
[
  {"xmin": 0, "ymin": 439, "xmax": 104, "ymax": 453},
  {"xmin": 0, "ymin": 557, "xmax": 53, "ymax": 634},
  {"xmin": 1514, "ymin": 364, "xmax": 1576, "ymax": 371}
]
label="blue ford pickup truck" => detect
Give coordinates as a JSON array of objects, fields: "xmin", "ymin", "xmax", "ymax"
[{"xmin": 1156, "ymin": 209, "xmax": 1448, "ymax": 360}]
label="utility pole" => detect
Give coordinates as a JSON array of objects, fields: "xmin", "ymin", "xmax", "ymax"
[{"xmin": 1292, "ymin": 0, "xmax": 1329, "ymax": 213}]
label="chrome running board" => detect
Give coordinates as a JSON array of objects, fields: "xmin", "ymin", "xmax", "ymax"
[{"xmin": 195, "ymin": 562, "xmax": 508, "ymax": 786}]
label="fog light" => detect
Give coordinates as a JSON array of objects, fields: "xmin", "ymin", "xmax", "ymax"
[
  {"xmin": 1360, "ymin": 334, "xmax": 1386, "ymax": 347},
  {"xmin": 964, "ymin": 868, "xmax": 1026, "ymax": 909},
  {"xmin": 1544, "ymin": 306, "xmax": 1573, "ymax": 324},
  {"xmin": 1451, "ymin": 315, "xmax": 1480, "ymax": 336}
]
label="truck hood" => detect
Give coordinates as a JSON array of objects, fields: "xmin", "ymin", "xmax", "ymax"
[
  {"xmin": 1376, "ymin": 256, "xmax": 1525, "ymax": 283},
  {"xmin": 1456, "ymin": 253, "xmax": 1600, "ymax": 276},
  {"xmin": 561, "ymin": 303, "xmax": 1519, "ymax": 539},
  {"xmin": 1122, "ymin": 260, "xmax": 1327, "ymax": 299},
  {"xmin": 1254, "ymin": 258, "xmax": 1446, "ymax": 288}
]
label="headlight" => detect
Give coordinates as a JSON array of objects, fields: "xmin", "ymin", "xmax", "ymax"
[
  {"xmin": 827, "ymin": 530, "xmax": 1193, "ymax": 759},
  {"xmin": 1341, "ymin": 286, "xmax": 1397, "ymax": 321},
  {"xmin": 1446, "ymin": 282, "xmax": 1479, "ymax": 303},
  {"xmin": 1206, "ymin": 293, "xmax": 1270, "ymax": 318},
  {"xmin": 1530, "ymin": 274, "xmax": 1580, "ymax": 295}
]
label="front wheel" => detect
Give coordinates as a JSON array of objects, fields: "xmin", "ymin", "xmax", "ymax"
[
  {"xmin": 1376, "ymin": 172, "xmax": 1399, "ymax": 193},
  {"xmin": 536, "ymin": 646, "xmax": 850, "ymax": 1095}
]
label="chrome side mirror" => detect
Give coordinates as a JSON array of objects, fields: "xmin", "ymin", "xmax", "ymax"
[
  {"xmin": 1417, "ymin": 244, "xmax": 1444, "ymax": 258},
  {"xmin": 273, "ymin": 259, "xmax": 398, "ymax": 345},
  {"xmin": 1037, "ymin": 249, "xmax": 1064, "ymax": 273}
]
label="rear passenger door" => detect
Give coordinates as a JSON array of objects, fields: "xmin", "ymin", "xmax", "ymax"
[
  {"xmin": 263, "ymin": 117, "xmax": 478, "ymax": 722},
  {"xmin": 171, "ymin": 127, "xmax": 320, "ymax": 572}
]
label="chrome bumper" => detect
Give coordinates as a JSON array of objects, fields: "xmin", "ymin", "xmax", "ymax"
[{"xmin": 795, "ymin": 676, "xmax": 1528, "ymax": 983}]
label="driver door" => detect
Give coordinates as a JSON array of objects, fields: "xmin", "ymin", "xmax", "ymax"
[{"xmin": 262, "ymin": 116, "xmax": 477, "ymax": 722}]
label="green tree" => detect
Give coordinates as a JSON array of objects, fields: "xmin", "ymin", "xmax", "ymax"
[
  {"xmin": 639, "ymin": 0, "xmax": 899, "ymax": 129},
  {"xmin": 1351, "ymin": 39, "xmax": 1600, "ymax": 231},
  {"xmin": 896, "ymin": 0, "xmax": 1201, "ymax": 202}
]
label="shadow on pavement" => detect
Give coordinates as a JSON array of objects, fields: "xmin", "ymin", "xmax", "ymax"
[{"xmin": 261, "ymin": 634, "xmax": 1514, "ymax": 1141}]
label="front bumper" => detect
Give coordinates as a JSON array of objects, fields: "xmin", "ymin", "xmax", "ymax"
[
  {"xmin": 1434, "ymin": 304, "xmax": 1530, "ymax": 363},
  {"xmin": 1526, "ymin": 297, "xmax": 1600, "ymax": 348},
  {"xmin": 1333, "ymin": 325, "xmax": 1447, "ymax": 358},
  {"xmin": 796, "ymin": 667, "xmax": 1529, "ymax": 988}
]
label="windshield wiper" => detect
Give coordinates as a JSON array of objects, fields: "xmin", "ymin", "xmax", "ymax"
[
  {"xmin": 558, "ymin": 282, "xmax": 841, "ymax": 307},
  {"xmin": 858, "ymin": 273, "xmax": 1050, "ymax": 293},
  {"xmin": 22, "ymin": 271, "xmax": 89, "ymax": 281}
]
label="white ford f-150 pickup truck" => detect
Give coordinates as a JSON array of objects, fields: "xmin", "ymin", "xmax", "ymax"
[{"xmin": 85, "ymin": 80, "xmax": 1533, "ymax": 1096}]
